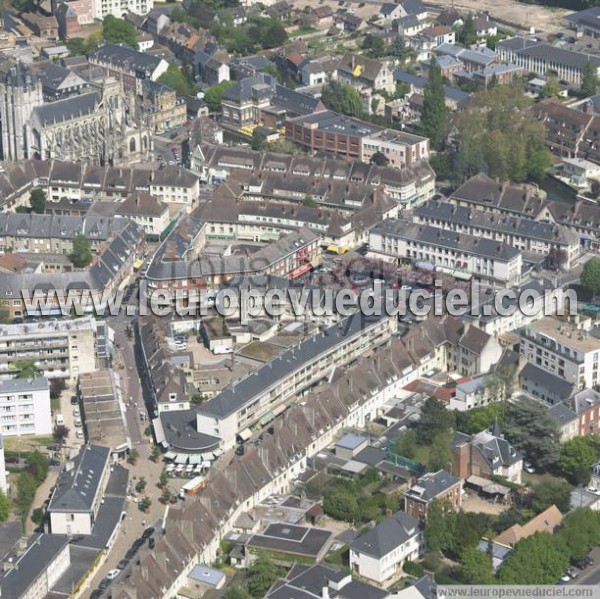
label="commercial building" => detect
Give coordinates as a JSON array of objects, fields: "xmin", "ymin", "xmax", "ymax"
[
  {"xmin": 0, "ymin": 317, "xmax": 98, "ymax": 382},
  {"xmin": 48, "ymin": 444, "xmax": 111, "ymax": 536},
  {"xmin": 349, "ymin": 511, "xmax": 422, "ymax": 583},
  {"xmin": 369, "ymin": 219, "xmax": 523, "ymax": 286},
  {"xmin": 519, "ymin": 316, "xmax": 600, "ymax": 390},
  {"xmin": 0, "ymin": 377, "xmax": 52, "ymax": 437},
  {"xmin": 404, "ymin": 470, "xmax": 463, "ymax": 520},
  {"xmin": 496, "ymin": 37, "xmax": 600, "ymax": 86}
]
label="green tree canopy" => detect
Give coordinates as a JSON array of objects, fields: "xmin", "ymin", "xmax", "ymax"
[
  {"xmin": 498, "ymin": 532, "xmax": 569, "ymax": 585},
  {"xmin": 157, "ymin": 64, "xmax": 196, "ymax": 97},
  {"xmin": 458, "ymin": 14, "xmax": 477, "ymax": 47},
  {"xmin": 0, "ymin": 489, "xmax": 10, "ymax": 522},
  {"xmin": 203, "ymin": 80, "xmax": 236, "ymax": 112},
  {"xmin": 224, "ymin": 588, "xmax": 252, "ymax": 599},
  {"xmin": 503, "ymin": 398, "xmax": 560, "ymax": 470},
  {"xmin": 16, "ymin": 472, "xmax": 37, "ymax": 514},
  {"xmin": 102, "ymin": 15, "xmax": 138, "ymax": 48},
  {"xmin": 247, "ymin": 554, "xmax": 284, "ymax": 598},
  {"xmin": 559, "ymin": 508, "xmax": 600, "ymax": 560},
  {"xmin": 558, "ymin": 436, "xmax": 600, "ymax": 485},
  {"xmin": 14, "ymin": 359, "xmax": 41, "ymax": 379},
  {"xmin": 421, "ymin": 64, "xmax": 448, "ymax": 149},
  {"xmin": 453, "ymin": 84, "xmax": 551, "ymax": 183},
  {"xmin": 69, "ymin": 234, "xmax": 93, "ymax": 268},
  {"xmin": 581, "ymin": 257, "xmax": 600, "ymax": 298},
  {"xmin": 428, "ymin": 434, "xmax": 453, "ymax": 472},
  {"xmin": 532, "ymin": 475, "xmax": 573, "ymax": 515},
  {"xmin": 29, "ymin": 188, "xmax": 45, "ymax": 213},
  {"xmin": 582, "ymin": 60, "xmax": 598, "ymax": 97},
  {"xmin": 363, "ymin": 33, "xmax": 386, "ymax": 58},
  {"xmin": 323, "ymin": 491, "xmax": 359, "ymax": 522},
  {"xmin": 321, "ymin": 80, "xmax": 363, "ymax": 117},
  {"xmin": 27, "ymin": 450, "xmax": 49, "ymax": 484},
  {"xmin": 457, "ymin": 545, "xmax": 494, "ymax": 584},
  {"xmin": 418, "ymin": 396, "xmax": 455, "ymax": 444},
  {"xmin": 424, "ymin": 500, "xmax": 455, "ymax": 551}
]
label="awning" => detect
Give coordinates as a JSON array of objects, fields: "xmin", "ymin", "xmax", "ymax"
[
  {"xmin": 238, "ymin": 428, "xmax": 252, "ymax": 442},
  {"xmin": 165, "ymin": 451, "xmax": 177, "ymax": 461},
  {"xmin": 258, "ymin": 411, "xmax": 275, "ymax": 427},
  {"xmin": 175, "ymin": 454, "xmax": 188, "ymax": 465},
  {"xmin": 435, "ymin": 266, "xmax": 454, "ymax": 275},
  {"xmin": 291, "ymin": 263, "xmax": 312, "ymax": 279},
  {"xmin": 272, "ymin": 404, "xmax": 286, "ymax": 417},
  {"xmin": 153, "ymin": 417, "xmax": 166, "ymax": 445},
  {"xmin": 188, "ymin": 454, "xmax": 204, "ymax": 464},
  {"xmin": 415, "ymin": 261, "xmax": 435, "ymax": 271},
  {"xmin": 453, "ymin": 270, "xmax": 472, "ymax": 281}
]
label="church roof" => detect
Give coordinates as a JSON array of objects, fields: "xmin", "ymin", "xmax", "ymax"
[{"xmin": 32, "ymin": 91, "xmax": 100, "ymax": 126}]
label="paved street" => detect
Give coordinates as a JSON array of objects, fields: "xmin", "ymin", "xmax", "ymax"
[{"xmin": 575, "ymin": 546, "xmax": 600, "ymax": 586}]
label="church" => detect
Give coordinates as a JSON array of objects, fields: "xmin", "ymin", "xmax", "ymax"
[{"xmin": 0, "ymin": 61, "xmax": 151, "ymax": 165}]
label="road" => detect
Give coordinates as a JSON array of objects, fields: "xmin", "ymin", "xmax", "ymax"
[{"xmin": 574, "ymin": 546, "xmax": 600, "ymax": 585}]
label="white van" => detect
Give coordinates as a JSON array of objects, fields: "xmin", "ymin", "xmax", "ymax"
[{"xmin": 55, "ymin": 413, "xmax": 64, "ymax": 426}]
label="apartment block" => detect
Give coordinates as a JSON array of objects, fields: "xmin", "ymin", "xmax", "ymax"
[
  {"xmin": 519, "ymin": 316, "xmax": 600, "ymax": 390},
  {"xmin": 0, "ymin": 317, "xmax": 97, "ymax": 382},
  {"xmin": 369, "ymin": 219, "xmax": 523, "ymax": 286},
  {"xmin": 0, "ymin": 377, "xmax": 52, "ymax": 437}
]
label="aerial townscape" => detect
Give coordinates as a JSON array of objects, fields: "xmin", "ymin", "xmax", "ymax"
[{"xmin": 6, "ymin": 0, "xmax": 600, "ymax": 597}]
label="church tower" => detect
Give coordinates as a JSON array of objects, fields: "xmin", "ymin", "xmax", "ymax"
[{"xmin": 0, "ymin": 62, "xmax": 43, "ymax": 161}]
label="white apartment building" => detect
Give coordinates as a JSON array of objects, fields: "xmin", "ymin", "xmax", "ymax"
[
  {"xmin": 93, "ymin": 0, "xmax": 154, "ymax": 21},
  {"xmin": 0, "ymin": 318, "xmax": 97, "ymax": 382},
  {"xmin": 361, "ymin": 130, "xmax": 429, "ymax": 168},
  {"xmin": 450, "ymin": 376, "xmax": 492, "ymax": 412},
  {"xmin": 369, "ymin": 220, "xmax": 523, "ymax": 287},
  {"xmin": 520, "ymin": 316, "xmax": 600, "ymax": 390},
  {"xmin": 0, "ymin": 434, "xmax": 7, "ymax": 493},
  {"xmin": 48, "ymin": 445, "xmax": 111, "ymax": 536},
  {"xmin": 349, "ymin": 511, "xmax": 423, "ymax": 583},
  {"xmin": 195, "ymin": 314, "xmax": 398, "ymax": 449},
  {"xmin": 0, "ymin": 378, "xmax": 52, "ymax": 437}
]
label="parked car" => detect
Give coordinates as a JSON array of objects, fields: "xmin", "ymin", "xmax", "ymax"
[
  {"xmin": 99, "ymin": 578, "xmax": 111, "ymax": 590},
  {"xmin": 106, "ymin": 569, "xmax": 121, "ymax": 580},
  {"xmin": 142, "ymin": 527, "xmax": 155, "ymax": 540},
  {"xmin": 70, "ymin": 396, "xmax": 79, "ymax": 405},
  {"xmin": 75, "ymin": 431, "xmax": 84, "ymax": 439},
  {"xmin": 117, "ymin": 559, "xmax": 129, "ymax": 570},
  {"xmin": 523, "ymin": 461, "xmax": 536, "ymax": 474}
]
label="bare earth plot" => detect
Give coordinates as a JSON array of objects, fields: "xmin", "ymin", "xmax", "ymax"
[{"xmin": 425, "ymin": 0, "xmax": 570, "ymax": 35}]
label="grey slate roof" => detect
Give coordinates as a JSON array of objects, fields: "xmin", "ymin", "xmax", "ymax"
[
  {"xmin": 350, "ymin": 510, "xmax": 420, "ymax": 558},
  {"xmin": 0, "ymin": 377, "xmax": 48, "ymax": 394},
  {"xmin": 92, "ymin": 43, "xmax": 164, "ymax": 75},
  {"xmin": 393, "ymin": 70, "xmax": 470, "ymax": 103},
  {"xmin": 32, "ymin": 92, "xmax": 100, "ymax": 126},
  {"xmin": 519, "ymin": 362, "xmax": 575, "ymax": 400},
  {"xmin": 547, "ymin": 402, "xmax": 578, "ymax": 427},
  {"xmin": 406, "ymin": 469, "xmax": 461, "ymax": 502},
  {"xmin": 200, "ymin": 313, "xmax": 388, "ymax": 419},
  {"xmin": 48, "ymin": 445, "xmax": 110, "ymax": 513}
]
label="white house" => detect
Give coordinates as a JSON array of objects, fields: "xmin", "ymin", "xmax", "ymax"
[
  {"xmin": 0, "ymin": 377, "xmax": 52, "ymax": 437},
  {"xmin": 562, "ymin": 157, "xmax": 600, "ymax": 188},
  {"xmin": 349, "ymin": 510, "xmax": 423, "ymax": 583}
]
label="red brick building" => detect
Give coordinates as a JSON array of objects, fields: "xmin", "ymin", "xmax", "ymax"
[{"xmin": 404, "ymin": 470, "xmax": 462, "ymax": 521}]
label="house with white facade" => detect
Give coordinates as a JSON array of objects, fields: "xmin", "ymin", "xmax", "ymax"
[
  {"xmin": 349, "ymin": 511, "xmax": 423, "ymax": 584},
  {"xmin": 0, "ymin": 377, "xmax": 52, "ymax": 437}
]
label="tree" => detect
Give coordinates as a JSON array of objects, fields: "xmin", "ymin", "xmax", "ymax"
[
  {"xmin": 457, "ymin": 546, "xmax": 494, "ymax": 584},
  {"xmin": 49, "ymin": 378, "xmax": 66, "ymax": 400},
  {"xmin": 135, "ymin": 477, "xmax": 147, "ymax": 493},
  {"xmin": 251, "ymin": 129, "xmax": 268, "ymax": 152},
  {"xmin": 546, "ymin": 248, "xmax": 568, "ymax": 271},
  {"xmin": 29, "ymin": 188, "xmax": 46, "ymax": 214},
  {"xmin": 69, "ymin": 235, "xmax": 92, "ymax": 268},
  {"xmin": 458, "ymin": 14, "xmax": 477, "ymax": 47},
  {"xmin": 0, "ymin": 309, "xmax": 10, "ymax": 324},
  {"xmin": 150, "ymin": 446, "xmax": 161, "ymax": 462},
  {"xmin": 158, "ymin": 469, "xmax": 169, "ymax": 489},
  {"xmin": 559, "ymin": 508, "xmax": 600, "ymax": 560},
  {"xmin": 393, "ymin": 429, "xmax": 418, "ymax": 459},
  {"xmin": 484, "ymin": 363, "xmax": 517, "ymax": 419},
  {"xmin": 16, "ymin": 472, "xmax": 37, "ymax": 513},
  {"xmin": 582, "ymin": 60, "xmax": 598, "ymax": 97},
  {"xmin": 157, "ymin": 64, "xmax": 196, "ymax": 97},
  {"xmin": 14, "ymin": 359, "xmax": 41, "ymax": 379},
  {"xmin": 0, "ymin": 489, "xmax": 10, "ymax": 522},
  {"xmin": 428, "ymin": 434, "xmax": 453, "ymax": 472},
  {"xmin": 139, "ymin": 497, "xmax": 152, "ymax": 512},
  {"xmin": 418, "ymin": 397, "xmax": 454, "ymax": 444},
  {"xmin": 27, "ymin": 450, "xmax": 49, "ymax": 484},
  {"xmin": 247, "ymin": 554, "xmax": 284, "ymax": 598},
  {"xmin": 420, "ymin": 64, "xmax": 448, "ymax": 150},
  {"xmin": 53, "ymin": 425, "xmax": 69, "ymax": 445},
  {"xmin": 455, "ymin": 403, "xmax": 504, "ymax": 436},
  {"xmin": 224, "ymin": 587, "xmax": 252, "ymax": 599},
  {"xmin": 424, "ymin": 500, "xmax": 454, "ymax": 552},
  {"xmin": 31, "ymin": 507, "xmax": 44, "ymax": 527},
  {"xmin": 102, "ymin": 15, "xmax": 138, "ymax": 48},
  {"xmin": 581, "ymin": 257, "xmax": 600, "ymax": 299},
  {"xmin": 532, "ymin": 476, "xmax": 573, "ymax": 515},
  {"xmin": 127, "ymin": 448, "xmax": 139, "ymax": 465},
  {"xmin": 543, "ymin": 76, "xmax": 560, "ymax": 98},
  {"xmin": 559, "ymin": 436, "xmax": 599, "ymax": 485},
  {"xmin": 503, "ymin": 398, "xmax": 560, "ymax": 470},
  {"xmin": 498, "ymin": 532, "xmax": 569, "ymax": 584},
  {"xmin": 323, "ymin": 491, "xmax": 358, "ymax": 522},
  {"xmin": 454, "ymin": 84, "xmax": 551, "ymax": 183},
  {"xmin": 321, "ymin": 80, "xmax": 363, "ymax": 117},
  {"xmin": 204, "ymin": 80, "xmax": 236, "ymax": 112},
  {"xmin": 363, "ymin": 33, "xmax": 386, "ymax": 58}
]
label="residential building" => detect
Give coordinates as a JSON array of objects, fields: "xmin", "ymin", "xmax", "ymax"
[
  {"xmin": 396, "ymin": 14, "xmax": 427, "ymax": 37},
  {"xmin": 452, "ymin": 426, "xmax": 523, "ymax": 484},
  {"xmin": 435, "ymin": 44, "xmax": 497, "ymax": 72},
  {"xmin": 361, "ymin": 129, "xmax": 429, "ymax": 167},
  {"xmin": 450, "ymin": 376, "xmax": 492, "ymax": 412},
  {"xmin": 416, "ymin": 26, "xmax": 456, "ymax": 52},
  {"xmin": 412, "ymin": 200, "xmax": 579, "ymax": 268},
  {"xmin": 0, "ymin": 377, "xmax": 51, "ymax": 438},
  {"xmin": 48, "ymin": 445, "xmax": 111, "ymax": 536},
  {"xmin": 496, "ymin": 37, "xmax": 600, "ymax": 86},
  {"xmin": 394, "ymin": 70, "xmax": 471, "ymax": 110},
  {"xmin": 565, "ymin": 7, "xmax": 600, "ymax": 37},
  {"xmin": 404, "ymin": 470, "xmax": 462, "ymax": 520},
  {"xmin": 519, "ymin": 362, "xmax": 576, "ymax": 406},
  {"xmin": 519, "ymin": 316, "xmax": 600, "ymax": 390},
  {"xmin": 548, "ymin": 402, "xmax": 579, "ymax": 442},
  {"xmin": 0, "ymin": 434, "xmax": 7, "ymax": 493},
  {"xmin": 562, "ymin": 156, "xmax": 600, "ymax": 187},
  {"xmin": 115, "ymin": 192, "xmax": 171, "ymax": 239},
  {"xmin": 495, "ymin": 505, "xmax": 562, "ymax": 547},
  {"xmin": 0, "ymin": 318, "xmax": 98, "ymax": 382},
  {"xmin": 89, "ymin": 44, "xmax": 169, "ymax": 96},
  {"xmin": 349, "ymin": 511, "xmax": 422, "ymax": 583},
  {"xmin": 142, "ymin": 80, "xmax": 187, "ymax": 134},
  {"xmin": 0, "ymin": 534, "xmax": 70, "ymax": 599},
  {"xmin": 369, "ymin": 219, "xmax": 523, "ymax": 286},
  {"xmin": 92, "ymin": 0, "xmax": 153, "ymax": 20},
  {"xmin": 337, "ymin": 53, "xmax": 395, "ymax": 94},
  {"xmin": 300, "ymin": 56, "xmax": 339, "ymax": 86}
]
